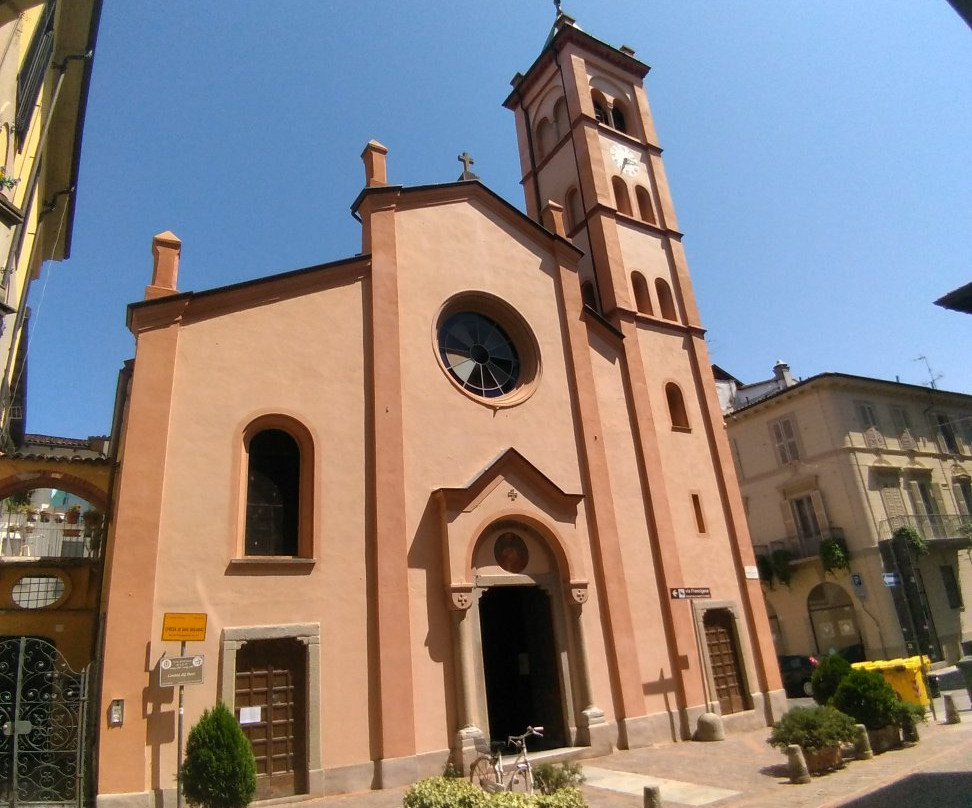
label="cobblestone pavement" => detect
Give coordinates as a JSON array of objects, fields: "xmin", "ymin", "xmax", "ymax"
[{"xmin": 309, "ymin": 692, "xmax": 972, "ymax": 808}]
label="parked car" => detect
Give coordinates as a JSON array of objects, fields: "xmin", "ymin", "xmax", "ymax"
[{"xmin": 778, "ymin": 654, "xmax": 818, "ymax": 698}]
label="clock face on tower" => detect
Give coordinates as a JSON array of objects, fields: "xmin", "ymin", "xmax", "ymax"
[{"xmin": 610, "ymin": 143, "xmax": 640, "ymax": 176}]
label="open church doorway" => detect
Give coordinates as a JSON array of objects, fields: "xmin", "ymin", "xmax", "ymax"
[{"xmin": 479, "ymin": 585, "xmax": 566, "ymax": 750}]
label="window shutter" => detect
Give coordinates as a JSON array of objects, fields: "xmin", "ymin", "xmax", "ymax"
[
  {"xmin": 909, "ymin": 481, "xmax": 928, "ymax": 517},
  {"xmin": 809, "ymin": 490, "xmax": 830, "ymax": 530},
  {"xmin": 955, "ymin": 481, "xmax": 972, "ymax": 517},
  {"xmin": 880, "ymin": 484, "xmax": 906, "ymax": 525},
  {"xmin": 780, "ymin": 499, "xmax": 797, "ymax": 539}
]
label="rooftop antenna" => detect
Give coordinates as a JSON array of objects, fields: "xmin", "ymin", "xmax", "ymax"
[{"xmin": 914, "ymin": 355, "xmax": 943, "ymax": 390}]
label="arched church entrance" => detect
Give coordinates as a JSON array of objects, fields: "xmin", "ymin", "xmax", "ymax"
[
  {"xmin": 479, "ymin": 585, "xmax": 565, "ymax": 749},
  {"xmin": 472, "ymin": 522, "xmax": 571, "ymax": 751}
]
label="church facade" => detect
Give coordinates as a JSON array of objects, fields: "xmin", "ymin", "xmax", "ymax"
[{"xmin": 96, "ymin": 15, "xmax": 782, "ymax": 806}]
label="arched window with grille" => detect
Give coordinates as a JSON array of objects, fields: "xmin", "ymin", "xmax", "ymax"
[
  {"xmin": 611, "ymin": 103, "xmax": 628, "ymax": 133},
  {"xmin": 243, "ymin": 420, "xmax": 313, "ymax": 557},
  {"xmin": 591, "ymin": 90, "xmax": 610, "ymax": 125}
]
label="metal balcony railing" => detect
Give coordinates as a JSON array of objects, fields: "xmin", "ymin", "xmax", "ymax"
[
  {"xmin": 880, "ymin": 514, "xmax": 972, "ymax": 544},
  {"xmin": 753, "ymin": 527, "xmax": 846, "ymax": 562}
]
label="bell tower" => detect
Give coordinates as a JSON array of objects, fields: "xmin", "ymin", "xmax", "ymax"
[
  {"xmin": 505, "ymin": 12, "xmax": 783, "ymax": 741},
  {"xmin": 504, "ymin": 11, "xmax": 692, "ymax": 321}
]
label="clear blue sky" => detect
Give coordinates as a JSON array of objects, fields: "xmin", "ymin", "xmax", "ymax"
[{"xmin": 26, "ymin": 1, "xmax": 971, "ymax": 438}]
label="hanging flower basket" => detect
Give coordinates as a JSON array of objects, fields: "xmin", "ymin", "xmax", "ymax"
[
  {"xmin": 892, "ymin": 526, "xmax": 927, "ymax": 556},
  {"xmin": 820, "ymin": 535, "xmax": 851, "ymax": 575}
]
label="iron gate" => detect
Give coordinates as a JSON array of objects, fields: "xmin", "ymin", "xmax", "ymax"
[{"xmin": 0, "ymin": 637, "xmax": 88, "ymax": 808}]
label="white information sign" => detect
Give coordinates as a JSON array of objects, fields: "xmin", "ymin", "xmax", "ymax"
[{"xmin": 238, "ymin": 706, "xmax": 262, "ymax": 725}]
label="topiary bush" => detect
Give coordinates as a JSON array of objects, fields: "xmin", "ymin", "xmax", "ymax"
[
  {"xmin": 487, "ymin": 794, "xmax": 531, "ymax": 808},
  {"xmin": 180, "ymin": 702, "xmax": 256, "ymax": 808},
  {"xmin": 832, "ymin": 670, "xmax": 900, "ymax": 730},
  {"xmin": 404, "ymin": 776, "xmax": 488, "ymax": 808},
  {"xmin": 533, "ymin": 787, "xmax": 587, "ymax": 808},
  {"xmin": 766, "ymin": 705, "xmax": 858, "ymax": 754},
  {"xmin": 533, "ymin": 762, "xmax": 585, "ymax": 796},
  {"xmin": 811, "ymin": 653, "xmax": 852, "ymax": 706}
]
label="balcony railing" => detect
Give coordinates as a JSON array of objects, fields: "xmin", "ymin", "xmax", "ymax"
[
  {"xmin": 880, "ymin": 514, "xmax": 972, "ymax": 544},
  {"xmin": 753, "ymin": 527, "xmax": 846, "ymax": 562},
  {"xmin": 0, "ymin": 510, "xmax": 103, "ymax": 560}
]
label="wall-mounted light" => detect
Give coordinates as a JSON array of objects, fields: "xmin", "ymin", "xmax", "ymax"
[{"xmin": 108, "ymin": 699, "xmax": 124, "ymax": 727}]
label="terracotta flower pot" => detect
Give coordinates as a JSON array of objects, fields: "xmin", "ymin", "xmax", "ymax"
[
  {"xmin": 803, "ymin": 745, "xmax": 843, "ymax": 774},
  {"xmin": 866, "ymin": 725, "xmax": 901, "ymax": 755}
]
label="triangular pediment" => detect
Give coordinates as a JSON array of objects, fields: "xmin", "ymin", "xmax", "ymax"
[{"xmin": 434, "ymin": 448, "xmax": 583, "ymax": 522}]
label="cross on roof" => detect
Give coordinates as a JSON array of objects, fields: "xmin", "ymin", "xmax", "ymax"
[{"xmin": 457, "ymin": 151, "xmax": 479, "ymax": 181}]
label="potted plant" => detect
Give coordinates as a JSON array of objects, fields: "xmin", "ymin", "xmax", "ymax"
[
  {"xmin": 820, "ymin": 535, "xmax": 850, "ymax": 575},
  {"xmin": 767, "ymin": 705, "xmax": 857, "ymax": 773},
  {"xmin": 0, "ymin": 166, "xmax": 19, "ymax": 192},
  {"xmin": 892, "ymin": 525, "xmax": 927, "ymax": 557},
  {"xmin": 63, "ymin": 505, "xmax": 82, "ymax": 537},
  {"xmin": 82, "ymin": 509, "xmax": 104, "ymax": 553},
  {"xmin": 771, "ymin": 548, "xmax": 793, "ymax": 588},
  {"xmin": 756, "ymin": 554, "xmax": 774, "ymax": 587},
  {"xmin": 896, "ymin": 701, "xmax": 927, "ymax": 744},
  {"xmin": 832, "ymin": 669, "xmax": 902, "ymax": 753}
]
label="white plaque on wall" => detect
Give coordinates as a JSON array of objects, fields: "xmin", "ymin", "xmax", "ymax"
[
  {"xmin": 744, "ymin": 565, "xmax": 759, "ymax": 580},
  {"xmin": 238, "ymin": 706, "xmax": 262, "ymax": 725}
]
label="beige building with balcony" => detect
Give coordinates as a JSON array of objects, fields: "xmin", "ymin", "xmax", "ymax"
[
  {"xmin": 722, "ymin": 366, "xmax": 972, "ymax": 666},
  {"xmin": 0, "ymin": 1, "xmax": 101, "ymax": 448}
]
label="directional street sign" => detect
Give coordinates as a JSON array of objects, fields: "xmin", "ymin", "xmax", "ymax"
[
  {"xmin": 670, "ymin": 587, "xmax": 711, "ymax": 599},
  {"xmin": 882, "ymin": 573, "xmax": 900, "ymax": 587},
  {"xmin": 161, "ymin": 612, "xmax": 208, "ymax": 642}
]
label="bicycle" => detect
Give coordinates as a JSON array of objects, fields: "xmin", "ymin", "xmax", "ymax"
[{"xmin": 469, "ymin": 726, "xmax": 544, "ymax": 793}]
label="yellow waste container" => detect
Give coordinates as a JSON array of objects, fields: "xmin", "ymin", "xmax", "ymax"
[{"xmin": 852, "ymin": 656, "xmax": 930, "ymax": 706}]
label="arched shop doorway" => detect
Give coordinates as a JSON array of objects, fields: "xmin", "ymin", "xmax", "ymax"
[{"xmin": 807, "ymin": 583, "xmax": 864, "ymax": 662}]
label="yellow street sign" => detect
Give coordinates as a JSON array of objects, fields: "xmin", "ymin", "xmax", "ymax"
[{"xmin": 161, "ymin": 612, "xmax": 207, "ymax": 642}]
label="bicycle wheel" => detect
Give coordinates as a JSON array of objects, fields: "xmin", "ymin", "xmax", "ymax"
[
  {"xmin": 469, "ymin": 756, "xmax": 500, "ymax": 792},
  {"xmin": 508, "ymin": 765, "xmax": 533, "ymax": 794}
]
